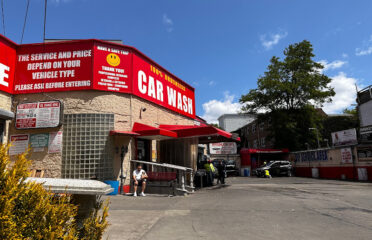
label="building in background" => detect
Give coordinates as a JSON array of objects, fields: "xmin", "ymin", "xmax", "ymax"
[
  {"xmin": 290, "ymin": 87, "xmax": 372, "ymax": 181},
  {"xmin": 218, "ymin": 114, "xmax": 255, "ymax": 132},
  {"xmin": 234, "ymin": 118, "xmax": 273, "ymax": 149}
]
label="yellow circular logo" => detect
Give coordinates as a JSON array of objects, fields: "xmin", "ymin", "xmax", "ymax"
[{"xmin": 106, "ymin": 53, "xmax": 120, "ymax": 67}]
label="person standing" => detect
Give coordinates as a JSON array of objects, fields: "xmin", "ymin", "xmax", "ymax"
[
  {"xmin": 204, "ymin": 158, "xmax": 215, "ymax": 186},
  {"xmin": 217, "ymin": 160, "xmax": 226, "ymax": 184},
  {"xmin": 133, "ymin": 164, "xmax": 148, "ymax": 197}
]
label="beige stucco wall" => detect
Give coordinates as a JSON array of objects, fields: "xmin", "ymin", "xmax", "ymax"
[
  {"xmin": 0, "ymin": 91, "xmax": 11, "ymax": 110},
  {"xmin": 9, "ymin": 90, "xmax": 195, "ymax": 180},
  {"xmin": 290, "ymin": 147, "xmax": 372, "ymax": 168}
]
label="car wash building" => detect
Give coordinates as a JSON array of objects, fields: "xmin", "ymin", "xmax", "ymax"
[{"xmin": 0, "ymin": 35, "xmax": 239, "ymax": 192}]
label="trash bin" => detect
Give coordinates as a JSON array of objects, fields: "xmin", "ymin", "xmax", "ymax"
[{"xmin": 104, "ymin": 180, "xmax": 119, "ymax": 195}]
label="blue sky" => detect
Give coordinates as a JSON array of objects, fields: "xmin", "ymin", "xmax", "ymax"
[{"xmin": 2, "ymin": 0, "xmax": 372, "ymax": 122}]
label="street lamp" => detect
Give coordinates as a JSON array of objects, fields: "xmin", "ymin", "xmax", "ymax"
[
  {"xmin": 309, "ymin": 128, "xmax": 320, "ymax": 149},
  {"xmin": 324, "ymin": 139, "xmax": 329, "ymax": 148}
]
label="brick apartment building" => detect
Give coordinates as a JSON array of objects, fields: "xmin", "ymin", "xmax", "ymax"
[{"xmin": 234, "ymin": 118, "xmax": 274, "ymax": 149}]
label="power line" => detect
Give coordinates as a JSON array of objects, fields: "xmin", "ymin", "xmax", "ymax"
[
  {"xmin": 21, "ymin": 0, "xmax": 30, "ymax": 44},
  {"xmin": 43, "ymin": 0, "xmax": 47, "ymax": 42},
  {"xmin": 1, "ymin": 0, "xmax": 5, "ymax": 36}
]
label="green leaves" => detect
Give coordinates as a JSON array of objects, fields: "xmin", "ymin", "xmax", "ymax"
[
  {"xmin": 240, "ymin": 40, "xmax": 335, "ymax": 112},
  {"xmin": 240, "ymin": 40, "xmax": 335, "ymax": 150},
  {"xmin": 0, "ymin": 144, "xmax": 109, "ymax": 240}
]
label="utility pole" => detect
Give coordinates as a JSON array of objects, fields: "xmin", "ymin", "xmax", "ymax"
[
  {"xmin": 309, "ymin": 128, "xmax": 320, "ymax": 149},
  {"xmin": 43, "ymin": 0, "xmax": 47, "ymax": 42}
]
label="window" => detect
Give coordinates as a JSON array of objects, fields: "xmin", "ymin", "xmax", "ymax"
[
  {"xmin": 260, "ymin": 137, "xmax": 265, "ymax": 147},
  {"xmin": 253, "ymin": 139, "xmax": 258, "ymax": 148},
  {"xmin": 62, "ymin": 113, "xmax": 114, "ymax": 180},
  {"xmin": 259, "ymin": 122, "xmax": 265, "ymax": 131},
  {"xmin": 252, "ymin": 124, "xmax": 256, "ymax": 133}
]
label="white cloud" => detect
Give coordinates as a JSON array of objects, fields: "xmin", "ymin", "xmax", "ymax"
[
  {"xmin": 162, "ymin": 14, "xmax": 174, "ymax": 33},
  {"xmin": 323, "ymin": 72, "xmax": 359, "ymax": 113},
  {"xmin": 318, "ymin": 60, "xmax": 347, "ymax": 73},
  {"xmin": 355, "ymin": 35, "xmax": 372, "ymax": 56},
  {"xmin": 201, "ymin": 92, "xmax": 241, "ymax": 124},
  {"xmin": 342, "ymin": 53, "xmax": 348, "ymax": 58},
  {"xmin": 356, "ymin": 47, "xmax": 372, "ymax": 56},
  {"xmin": 260, "ymin": 31, "xmax": 288, "ymax": 50},
  {"xmin": 208, "ymin": 80, "xmax": 216, "ymax": 86}
]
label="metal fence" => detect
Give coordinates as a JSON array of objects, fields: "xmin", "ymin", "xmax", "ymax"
[{"xmin": 131, "ymin": 160, "xmax": 194, "ymax": 194}]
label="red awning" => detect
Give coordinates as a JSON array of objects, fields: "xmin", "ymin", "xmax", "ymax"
[
  {"xmin": 159, "ymin": 124, "xmax": 239, "ymax": 143},
  {"xmin": 132, "ymin": 122, "xmax": 177, "ymax": 139},
  {"xmin": 240, "ymin": 148, "xmax": 289, "ymax": 154},
  {"xmin": 109, "ymin": 130, "xmax": 139, "ymax": 136}
]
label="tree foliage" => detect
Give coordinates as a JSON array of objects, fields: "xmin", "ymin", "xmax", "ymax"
[
  {"xmin": 240, "ymin": 40, "xmax": 335, "ymax": 151},
  {"xmin": 321, "ymin": 115, "xmax": 358, "ymax": 144},
  {"xmin": 259, "ymin": 106, "xmax": 324, "ymax": 150},
  {"xmin": 0, "ymin": 144, "xmax": 109, "ymax": 240},
  {"xmin": 240, "ymin": 40, "xmax": 335, "ymax": 113}
]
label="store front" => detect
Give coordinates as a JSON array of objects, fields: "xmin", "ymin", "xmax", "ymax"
[{"xmin": 0, "ymin": 34, "xmax": 238, "ymax": 189}]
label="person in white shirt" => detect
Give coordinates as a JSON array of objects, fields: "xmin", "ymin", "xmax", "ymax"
[{"xmin": 133, "ymin": 164, "xmax": 148, "ymax": 197}]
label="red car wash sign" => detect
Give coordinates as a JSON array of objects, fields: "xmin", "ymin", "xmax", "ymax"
[
  {"xmin": 132, "ymin": 54, "xmax": 195, "ymax": 119},
  {"xmin": 0, "ymin": 37, "xmax": 16, "ymax": 93},
  {"xmin": 15, "ymin": 101, "xmax": 62, "ymax": 129},
  {"xmin": 0, "ymin": 36, "xmax": 196, "ymax": 119}
]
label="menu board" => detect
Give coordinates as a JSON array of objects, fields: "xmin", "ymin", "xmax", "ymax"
[{"xmin": 15, "ymin": 101, "xmax": 62, "ymax": 129}]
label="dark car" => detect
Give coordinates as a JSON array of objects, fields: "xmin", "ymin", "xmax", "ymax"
[
  {"xmin": 212, "ymin": 159, "xmax": 239, "ymax": 177},
  {"xmin": 225, "ymin": 159, "xmax": 239, "ymax": 176},
  {"xmin": 255, "ymin": 161, "xmax": 293, "ymax": 177}
]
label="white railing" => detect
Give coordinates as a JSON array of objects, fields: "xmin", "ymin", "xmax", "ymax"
[{"xmin": 130, "ymin": 160, "xmax": 195, "ymax": 193}]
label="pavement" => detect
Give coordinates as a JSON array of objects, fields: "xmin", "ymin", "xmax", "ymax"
[{"xmin": 103, "ymin": 177, "xmax": 372, "ymax": 240}]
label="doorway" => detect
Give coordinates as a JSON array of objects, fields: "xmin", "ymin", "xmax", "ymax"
[{"xmin": 137, "ymin": 139, "xmax": 151, "ymax": 171}]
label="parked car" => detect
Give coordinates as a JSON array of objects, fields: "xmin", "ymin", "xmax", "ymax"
[
  {"xmin": 212, "ymin": 159, "xmax": 239, "ymax": 177},
  {"xmin": 255, "ymin": 161, "xmax": 293, "ymax": 177}
]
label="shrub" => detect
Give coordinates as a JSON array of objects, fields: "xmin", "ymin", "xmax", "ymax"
[{"xmin": 0, "ymin": 144, "xmax": 109, "ymax": 239}]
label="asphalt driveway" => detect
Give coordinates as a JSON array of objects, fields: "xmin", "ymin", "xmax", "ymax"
[{"xmin": 104, "ymin": 177, "xmax": 372, "ymax": 240}]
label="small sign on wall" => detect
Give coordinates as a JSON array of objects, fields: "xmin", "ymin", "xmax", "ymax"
[
  {"xmin": 48, "ymin": 131, "xmax": 62, "ymax": 153},
  {"xmin": 30, "ymin": 133, "xmax": 49, "ymax": 152},
  {"xmin": 341, "ymin": 148, "xmax": 353, "ymax": 164},
  {"xmin": 9, "ymin": 134, "xmax": 29, "ymax": 155},
  {"xmin": 15, "ymin": 101, "xmax": 62, "ymax": 129}
]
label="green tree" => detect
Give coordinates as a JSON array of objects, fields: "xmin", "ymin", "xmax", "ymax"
[
  {"xmin": 0, "ymin": 144, "xmax": 109, "ymax": 240},
  {"xmin": 240, "ymin": 40, "xmax": 335, "ymax": 150}
]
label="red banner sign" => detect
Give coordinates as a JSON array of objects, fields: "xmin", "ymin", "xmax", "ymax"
[
  {"xmin": 14, "ymin": 42, "xmax": 93, "ymax": 94},
  {"xmin": 0, "ymin": 38, "xmax": 16, "ymax": 93},
  {"xmin": 0, "ymin": 35, "xmax": 195, "ymax": 119},
  {"xmin": 93, "ymin": 43, "xmax": 132, "ymax": 93},
  {"xmin": 132, "ymin": 54, "xmax": 195, "ymax": 118}
]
